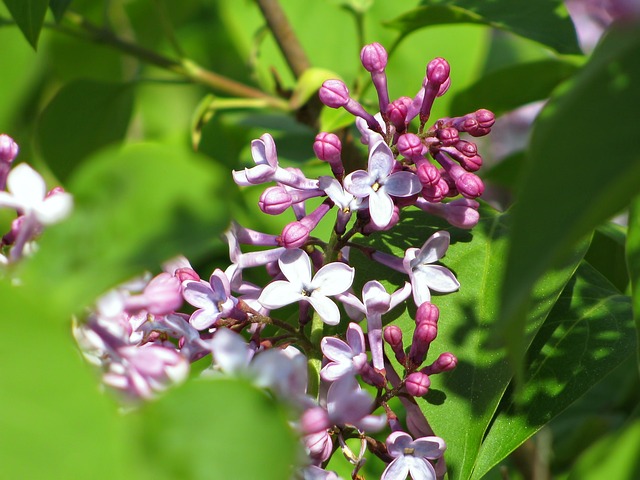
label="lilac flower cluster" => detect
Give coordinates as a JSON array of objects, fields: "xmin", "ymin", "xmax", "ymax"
[
  {"xmin": 74, "ymin": 43, "xmax": 494, "ymax": 480},
  {"xmin": 0, "ymin": 134, "xmax": 73, "ymax": 265}
]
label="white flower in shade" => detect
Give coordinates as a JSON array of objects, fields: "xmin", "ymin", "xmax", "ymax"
[
  {"xmin": 381, "ymin": 432, "xmax": 446, "ymax": 480},
  {"xmin": 0, "ymin": 163, "xmax": 72, "ymax": 224},
  {"xmin": 403, "ymin": 231, "xmax": 459, "ymax": 306},
  {"xmin": 258, "ymin": 249, "xmax": 354, "ymax": 326}
]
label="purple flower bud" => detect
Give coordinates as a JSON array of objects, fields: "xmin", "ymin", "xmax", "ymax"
[
  {"xmin": 422, "ymin": 352, "xmax": 458, "ymax": 375},
  {"xmin": 397, "ymin": 133, "xmax": 426, "ymax": 161},
  {"xmin": 384, "ymin": 325, "xmax": 406, "ymax": 364},
  {"xmin": 474, "ymin": 109, "xmax": 495, "ymax": 128},
  {"xmin": 175, "ymin": 267, "xmax": 200, "ymax": 283},
  {"xmin": 455, "ymin": 140, "xmax": 477, "ymax": 157},
  {"xmin": 416, "ymin": 197, "xmax": 480, "ymax": 229},
  {"xmin": 416, "ymin": 301, "xmax": 439, "ymax": 324},
  {"xmin": 421, "ymin": 178, "xmax": 449, "ymax": 203},
  {"xmin": 437, "ymin": 77, "xmax": 451, "ymax": 97},
  {"xmin": 387, "ymin": 97, "xmax": 411, "ymax": 132},
  {"xmin": 319, "ymin": 79, "xmax": 350, "ymax": 108},
  {"xmin": 415, "ymin": 158, "xmax": 440, "ymax": 186},
  {"xmin": 258, "ymin": 186, "xmax": 293, "ymax": 215},
  {"xmin": 409, "ymin": 321, "xmax": 438, "ymax": 367},
  {"xmin": 313, "ymin": 132, "xmax": 342, "ymax": 162},
  {"xmin": 0, "ymin": 134, "xmax": 19, "ymax": 164},
  {"xmin": 456, "ymin": 171, "xmax": 484, "ymax": 198},
  {"xmin": 426, "ymin": 58, "xmax": 450, "ymax": 86},
  {"xmin": 436, "ymin": 127, "xmax": 459, "ymax": 147},
  {"xmin": 360, "ymin": 362, "xmax": 387, "ymax": 388},
  {"xmin": 279, "ymin": 220, "xmax": 310, "ymax": 249},
  {"xmin": 405, "ymin": 371, "xmax": 431, "ymax": 397},
  {"xmin": 301, "ymin": 406, "xmax": 331, "ymax": 434},
  {"xmin": 361, "ymin": 43, "xmax": 388, "ymax": 72},
  {"xmin": 142, "ymin": 273, "xmax": 183, "ymax": 315}
]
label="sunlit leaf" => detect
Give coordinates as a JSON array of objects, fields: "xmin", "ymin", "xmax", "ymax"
[
  {"xmin": 472, "ymin": 262, "xmax": 636, "ymax": 479},
  {"xmin": 386, "ymin": 0, "xmax": 580, "ymax": 55},
  {"xmin": 497, "ymin": 24, "xmax": 640, "ymax": 367}
]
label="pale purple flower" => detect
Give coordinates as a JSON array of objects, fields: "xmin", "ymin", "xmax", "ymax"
[
  {"xmin": 300, "ymin": 465, "xmax": 341, "ymax": 480},
  {"xmin": 258, "ymin": 249, "xmax": 354, "ymax": 326},
  {"xmin": 382, "ymin": 432, "xmax": 446, "ymax": 480},
  {"xmin": 338, "ymin": 281, "xmax": 412, "ymax": 370},
  {"xmin": 326, "ymin": 376, "xmax": 386, "ymax": 432},
  {"xmin": 403, "ymin": 231, "xmax": 459, "ymax": 305},
  {"xmin": 320, "ymin": 322, "xmax": 368, "ymax": 381},
  {"xmin": 344, "ymin": 141, "xmax": 421, "ymax": 228},
  {"xmin": 183, "ymin": 269, "xmax": 238, "ymax": 330}
]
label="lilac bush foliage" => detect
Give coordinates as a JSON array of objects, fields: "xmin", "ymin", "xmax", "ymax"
[{"xmin": 69, "ymin": 43, "xmax": 495, "ymax": 479}]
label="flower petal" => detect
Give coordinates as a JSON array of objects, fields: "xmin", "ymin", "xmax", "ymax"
[
  {"xmin": 258, "ymin": 280, "xmax": 304, "ymax": 309},
  {"xmin": 183, "ymin": 281, "xmax": 214, "ymax": 310},
  {"xmin": 313, "ymin": 262, "xmax": 355, "ymax": 296},
  {"xmin": 369, "ymin": 189, "xmax": 394, "ymax": 227},
  {"xmin": 414, "ymin": 231, "xmax": 450, "ymax": 266},
  {"xmin": 307, "ymin": 294, "xmax": 340, "ymax": 326},
  {"xmin": 344, "ymin": 170, "xmax": 374, "ymax": 197},
  {"xmin": 368, "ymin": 141, "xmax": 394, "ymax": 178},
  {"xmin": 362, "ymin": 280, "xmax": 391, "ymax": 313},
  {"xmin": 278, "ymin": 249, "xmax": 311, "ymax": 287},
  {"xmin": 210, "ymin": 328, "xmax": 252, "ymax": 374},
  {"xmin": 36, "ymin": 192, "xmax": 73, "ymax": 224},
  {"xmin": 345, "ymin": 322, "xmax": 365, "ymax": 354},
  {"xmin": 321, "ymin": 337, "xmax": 353, "ymax": 363},
  {"xmin": 414, "ymin": 265, "xmax": 460, "ymax": 293},
  {"xmin": 412, "ymin": 436, "xmax": 447, "ymax": 459},
  {"xmin": 7, "ymin": 163, "xmax": 46, "ymax": 208},
  {"xmin": 406, "ymin": 456, "xmax": 437, "ymax": 480},
  {"xmin": 384, "ymin": 171, "xmax": 422, "ymax": 197},
  {"xmin": 381, "ymin": 457, "xmax": 409, "ymax": 480}
]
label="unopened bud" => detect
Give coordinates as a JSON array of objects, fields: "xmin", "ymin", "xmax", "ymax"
[
  {"xmin": 319, "ymin": 80, "xmax": 350, "ymax": 108},
  {"xmin": 405, "ymin": 371, "xmax": 431, "ymax": 397},
  {"xmin": 397, "ymin": 133, "xmax": 426, "ymax": 161},
  {"xmin": 175, "ymin": 267, "xmax": 200, "ymax": 283},
  {"xmin": 422, "ymin": 352, "xmax": 458, "ymax": 375},
  {"xmin": 313, "ymin": 132, "xmax": 342, "ymax": 162},
  {"xmin": 426, "ymin": 58, "xmax": 450, "ymax": 86},
  {"xmin": 384, "ymin": 325, "xmax": 406, "ymax": 364},
  {"xmin": 387, "ymin": 97, "xmax": 411, "ymax": 131},
  {"xmin": 436, "ymin": 127, "xmax": 459, "ymax": 147},
  {"xmin": 409, "ymin": 321, "xmax": 438, "ymax": 366},
  {"xmin": 416, "ymin": 301, "xmax": 439, "ymax": 325},
  {"xmin": 0, "ymin": 134, "xmax": 19, "ymax": 164},
  {"xmin": 259, "ymin": 186, "xmax": 293, "ymax": 215},
  {"xmin": 279, "ymin": 221, "xmax": 310, "ymax": 249},
  {"xmin": 360, "ymin": 43, "xmax": 388, "ymax": 73}
]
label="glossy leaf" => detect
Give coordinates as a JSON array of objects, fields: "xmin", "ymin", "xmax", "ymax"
[
  {"xmin": 351, "ymin": 206, "xmax": 586, "ymax": 480},
  {"xmin": 136, "ymin": 378, "xmax": 298, "ymax": 480},
  {"xmin": 49, "ymin": 0, "xmax": 72, "ymax": 22},
  {"xmin": 472, "ymin": 262, "xmax": 636, "ymax": 479},
  {"xmin": 497, "ymin": 25, "xmax": 640, "ymax": 364},
  {"xmin": 22, "ymin": 142, "xmax": 233, "ymax": 314},
  {"xmin": 36, "ymin": 80, "xmax": 134, "ymax": 181},
  {"xmin": 450, "ymin": 59, "xmax": 580, "ymax": 117},
  {"xmin": 385, "ymin": 0, "xmax": 580, "ymax": 55},
  {"xmin": 2, "ymin": 0, "xmax": 48, "ymax": 49}
]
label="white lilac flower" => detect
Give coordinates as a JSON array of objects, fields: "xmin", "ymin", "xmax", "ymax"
[
  {"xmin": 343, "ymin": 140, "xmax": 421, "ymax": 228},
  {"xmin": 258, "ymin": 249, "xmax": 354, "ymax": 326},
  {"xmin": 403, "ymin": 231, "xmax": 459, "ymax": 306},
  {"xmin": 381, "ymin": 432, "xmax": 446, "ymax": 480}
]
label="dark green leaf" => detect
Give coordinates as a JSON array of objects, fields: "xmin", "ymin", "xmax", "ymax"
[
  {"xmin": 497, "ymin": 25, "xmax": 640, "ymax": 366},
  {"xmin": 137, "ymin": 378, "xmax": 298, "ymax": 480},
  {"xmin": 2, "ymin": 0, "xmax": 48, "ymax": 49},
  {"xmin": 36, "ymin": 80, "xmax": 134, "ymax": 181},
  {"xmin": 450, "ymin": 59, "xmax": 580, "ymax": 117},
  {"xmin": 472, "ymin": 262, "xmax": 636, "ymax": 479},
  {"xmin": 22, "ymin": 142, "xmax": 233, "ymax": 314},
  {"xmin": 49, "ymin": 0, "xmax": 71, "ymax": 22},
  {"xmin": 351, "ymin": 206, "xmax": 585, "ymax": 480},
  {"xmin": 584, "ymin": 223, "xmax": 629, "ymax": 293},
  {"xmin": 385, "ymin": 0, "xmax": 580, "ymax": 55}
]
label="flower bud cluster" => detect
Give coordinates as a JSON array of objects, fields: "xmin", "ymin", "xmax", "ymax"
[{"xmin": 0, "ymin": 134, "xmax": 73, "ymax": 264}]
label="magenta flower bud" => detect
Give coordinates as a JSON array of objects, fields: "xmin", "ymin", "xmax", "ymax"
[
  {"xmin": 143, "ymin": 273, "xmax": 183, "ymax": 315},
  {"xmin": 0, "ymin": 134, "xmax": 19, "ymax": 164},
  {"xmin": 384, "ymin": 325, "xmax": 406, "ymax": 364},
  {"xmin": 423, "ymin": 352, "xmax": 458, "ymax": 375},
  {"xmin": 415, "ymin": 158, "xmax": 440, "ymax": 186},
  {"xmin": 313, "ymin": 132, "xmax": 342, "ymax": 162},
  {"xmin": 455, "ymin": 140, "xmax": 477, "ymax": 157},
  {"xmin": 436, "ymin": 127, "xmax": 459, "ymax": 147},
  {"xmin": 421, "ymin": 178, "xmax": 449, "ymax": 203},
  {"xmin": 258, "ymin": 186, "xmax": 293, "ymax": 215},
  {"xmin": 409, "ymin": 321, "xmax": 438, "ymax": 366},
  {"xmin": 387, "ymin": 97, "xmax": 411, "ymax": 132},
  {"xmin": 360, "ymin": 362, "xmax": 387, "ymax": 388},
  {"xmin": 301, "ymin": 406, "xmax": 331, "ymax": 434},
  {"xmin": 175, "ymin": 267, "xmax": 200, "ymax": 283},
  {"xmin": 437, "ymin": 77, "xmax": 451, "ymax": 97},
  {"xmin": 397, "ymin": 133, "xmax": 426, "ymax": 161},
  {"xmin": 416, "ymin": 301, "xmax": 439, "ymax": 325},
  {"xmin": 474, "ymin": 109, "xmax": 495, "ymax": 128},
  {"xmin": 456, "ymin": 172, "xmax": 484, "ymax": 198},
  {"xmin": 405, "ymin": 371, "xmax": 431, "ymax": 397},
  {"xmin": 279, "ymin": 220, "xmax": 310, "ymax": 249},
  {"xmin": 460, "ymin": 154, "xmax": 482, "ymax": 172},
  {"xmin": 360, "ymin": 43, "xmax": 388, "ymax": 72},
  {"xmin": 426, "ymin": 57, "xmax": 450, "ymax": 86},
  {"xmin": 319, "ymin": 79, "xmax": 350, "ymax": 108}
]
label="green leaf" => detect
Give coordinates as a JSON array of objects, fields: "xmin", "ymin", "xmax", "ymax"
[
  {"xmin": 584, "ymin": 223, "xmax": 629, "ymax": 294},
  {"xmin": 289, "ymin": 68, "xmax": 341, "ymax": 110},
  {"xmin": 627, "ymin": 197, "xmax": 640, "ymax": 371},
  {"xmin": 22, "ymin": 142, "xmax": 233, "ymax": 313},
  {"xmin": 568, "ymin": 416, "xmax": 640, "ymax": 480},
  {"xmin": 36, "ymin": 80, "xmax": 134, "ymax": 181},
  {"xmin": 0, "ymin": 282, "xmax": 135, "ymax": 478},
  {"xmin": 497, "ymin": 25, "xmax": 640, "ymax": 365},
  {"xmin": 2, "ymin": 0, "xmax": 48, "ymax": 49},
  {"xmin": 385, "ymin": 0, "xmax": 580, "ymax": 55},
  {"xmin": 472, "ymin": 262, "xmax": 636, "ymax": 479},
  {"xmin": 49, "ymin": 0, "xmax": 71, "ymax": 22},
  {"xmin": 136, "ymin": 378, "xmax": 298, "ymax": 480},
  {"xmin": 351, "ymin": 206, "xmax": 585, "ymax": 480},
  {"xmin": 450, "ymin": 59, "xmax": 580, "ymax": 117}
]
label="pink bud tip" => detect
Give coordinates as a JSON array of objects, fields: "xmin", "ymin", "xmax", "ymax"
[
  {"xmin": 175, "ymin": 267, "xmax": 200, "ymax": 283},
  {"xmin": 456, "ymin": 173, "xmax": 484, "ymax": 199},
  {"xmin": 474, "ymin": 109, "xmax": 495, "ymax": 128},
  {"xmin": 0, "ymin": 134, "xmax": 19, "ymax": 163},
  {"xmin": 279, "ymin": 221, "xmax": 310, "ymax": 249},
  {"xmin": 360, "ymin": 43, "xmax": 388, "ymax": 73},
  {"xmin": 397, "ymin": 133, "xmax": 426, "ymax": 160},
  {"xmin": 426, "ymin": 58, "xmax": 450, "ymax": 85},
  {"xmin": 319, "ymin": 80, "xmax": 350, "ymax": 108},
  {"xmin": 437, "ymin": 127, "xmax": 459, "ymax": 147},
  {"xmin": 405, "ymin": 371, "xmax": 431, "ymax": 397},
  {"xmin": 313, "ymin": 132, "xmax": 342, "ymax": 162},
  {"xmin": 387, "ymin": 97, "xmax": 411, "ymax": 129},
  {"xmin": 384, "ymin": 325, "xmax": 403, "ymax": 347},
  {"xmin": 301, "ymin": 406, "xmax": 331, "ymax": 434},
  {"xmin": 416, "ymin": 301, "xmax": 439, "ymax": 325},
  {"xmin": 258, "ymin": 186, "xmax": 293, "ymax": 215}
]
